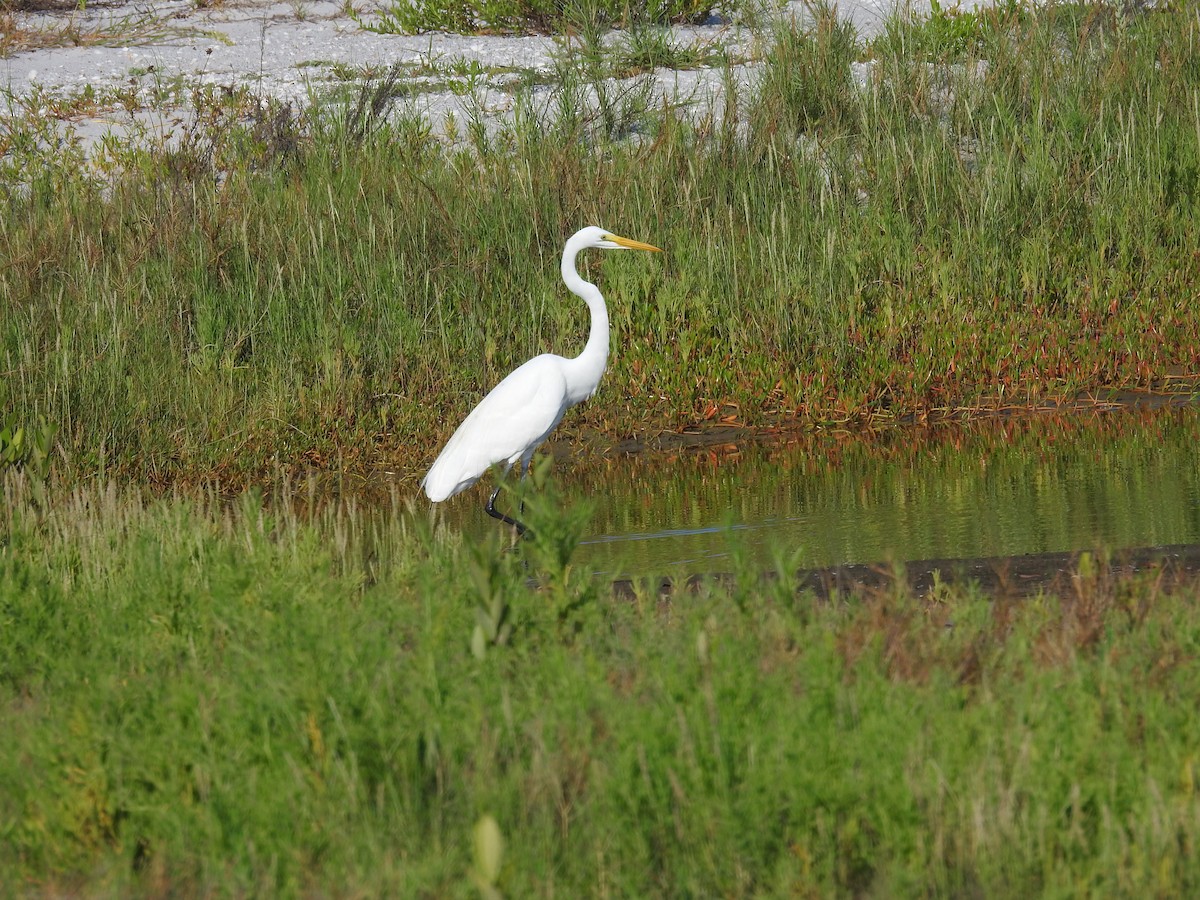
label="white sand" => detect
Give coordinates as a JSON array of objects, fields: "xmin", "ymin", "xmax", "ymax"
[{"xmin": 0, "ymin": 0, "xmax": 950, "ymax": 152}]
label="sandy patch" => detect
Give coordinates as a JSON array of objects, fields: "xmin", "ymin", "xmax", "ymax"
[{"xmin": 1, "ymin": 0, "xmax": 927, "ymax": 154}]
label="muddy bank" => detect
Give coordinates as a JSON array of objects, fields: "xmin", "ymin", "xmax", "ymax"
[
  {"xmin": 602, "ymin": 384, "xmax": 1200, "ymax": 456},
  {"xmin": 613, "ymin": 542, "xmax": 1200, "ymax": 601}
]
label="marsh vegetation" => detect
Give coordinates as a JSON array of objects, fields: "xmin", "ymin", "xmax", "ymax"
[
  {"xmin": 5, "ymin": 472, "xmax": 1200, "ymax": 896},
  {"xmin": 4, "ymin": 0, "xmax": 1200, "ymax": 894},
  {"xmin": 4, "ymin": 0, "xmax": 1199, "ymax": 483}
]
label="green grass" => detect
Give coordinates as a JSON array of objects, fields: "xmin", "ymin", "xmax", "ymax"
[
  {"xmin": 351, "ymin": 0, "xmax": 717, "ymax": 36},
  {"xmin": 5, "ymin": 1, "xmax": 1200, "ymax": 485},
  {"xmin": 3, "ymin": 471, "xmax": 1200, "ymax": 896}
]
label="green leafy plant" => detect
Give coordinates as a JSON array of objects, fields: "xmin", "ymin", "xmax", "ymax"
[
  {"xmin": 870, "ymin": 0, "xmax": 1031, "ymax": 62},
  {"xmin": 467, "ymin": 536, "xmax": 517, "ymax": 660},
  {"xmin": 516, "ymin": 457, "xmax": 597, "ymax": 622},
  {"xmin": 0, "ymin": 414, "xmax": 56, "ymax": 479},
  {"xmin": 470, "ymin": 814, "xmax": 505, "ymax": 898}
]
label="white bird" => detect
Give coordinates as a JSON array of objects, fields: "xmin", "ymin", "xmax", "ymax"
[{"xmin": 422, "ymin": 226, "xmax": 662, "ymax": 533}]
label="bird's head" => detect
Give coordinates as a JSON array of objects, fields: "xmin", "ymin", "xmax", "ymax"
[{"xmin": 578, "ymin": 225, "xmax": 662, "ymax": 253}]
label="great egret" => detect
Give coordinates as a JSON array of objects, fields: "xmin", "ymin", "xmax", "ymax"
[{"xmin": 422, "ymin": 226, "xmax": 662, "ymax": 533}]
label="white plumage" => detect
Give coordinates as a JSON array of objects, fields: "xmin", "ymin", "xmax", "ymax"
[
  {"xmin": 422, "ymin": 356, "xmax": 569, "ymax": 502},
  {"xmin": 422, "ymin": 226, "xmax": 661, "ymax": 520}
]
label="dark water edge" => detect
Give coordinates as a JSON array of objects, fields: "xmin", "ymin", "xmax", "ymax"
[
  {"xmin": 612, "ymin": 542, "xmax": 1200, "ymax": 601},
  {"xmin": 601, "ymin": 385, "xmax": 1200, "ymax": 455}
]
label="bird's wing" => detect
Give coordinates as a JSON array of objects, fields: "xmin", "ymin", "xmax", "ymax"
[{"xmin": 422, "ymin": 355, "xmax": 570, "ymax": 501}]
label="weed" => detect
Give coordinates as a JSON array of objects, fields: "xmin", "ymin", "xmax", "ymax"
[
  {"xmin": 352, "ymin": 0, "xmax": 716, "ymax": 36},
  {"xmin": 869, "ymin": 0, "xmax": 1032, "ymax": 63},
  {"xmin": 610, "ymin": 25, "xmax": 712, "ymax": 77},
  {"xmin": 0, "ymin": 413, "xmax": 56, "ymax": 479},
  {"xmin": 342, "ymin": 62, "xmax": 411, "ymax": 142},
  {"xmin": 0, "ymin": 6, "xmax": 223, "ymax": 58},
  {"xmin": 467, "ymin": 529, "xmax": 519, "ymax": 659},
  {"xmin": 752, "ymin": 3, "xmax": 861, "ymax": 135}
]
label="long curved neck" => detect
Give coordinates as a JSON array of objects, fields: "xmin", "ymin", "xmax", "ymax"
[{"xmin": 561, "ymin": 236, "xmax": 609, "ymax": 405}]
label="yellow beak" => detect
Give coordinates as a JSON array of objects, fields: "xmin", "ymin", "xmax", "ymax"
[{"xmin": 607, "ymin": 234, "xmax": 663, "ymax": 252}]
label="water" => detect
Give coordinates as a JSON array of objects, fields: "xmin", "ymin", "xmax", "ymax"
[{"xmin": 437, "ymin": 409, "xmax": 1200, "ymax": 577}]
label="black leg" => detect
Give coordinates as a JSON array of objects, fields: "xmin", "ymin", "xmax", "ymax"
[{"xmin": 485, "ymin": 485, "xmax": 528, "ymax": 537}]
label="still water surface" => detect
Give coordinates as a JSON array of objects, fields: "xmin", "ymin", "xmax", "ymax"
[{"xmin": 438, "ymin": 410, "xmax": 1200, "ymax": 577}]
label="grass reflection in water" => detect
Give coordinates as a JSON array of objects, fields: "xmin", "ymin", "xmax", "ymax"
[{"xmin": 531, "ymin": 409, "xmax": 1200, "ymax": 576}]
